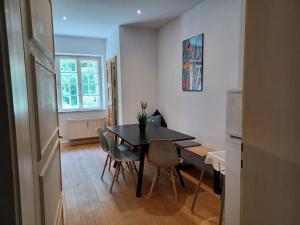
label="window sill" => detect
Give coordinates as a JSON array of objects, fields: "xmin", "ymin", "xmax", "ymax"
[{"xmin": 58, "ymin": 108, "xmax": 106, "ymax": 113}]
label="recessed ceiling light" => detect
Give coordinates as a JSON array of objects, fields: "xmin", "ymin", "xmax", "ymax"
[
  {"xmin": 62, "ymin": 16, "xmax": 68, "ymax": 20},
  {"xmin": 137, "ymin": 9, "xmax": 142, "ymax": 14}
]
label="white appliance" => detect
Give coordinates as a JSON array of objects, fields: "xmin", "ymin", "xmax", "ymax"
[{"xmin": 225, "ymin": 89, "xmax": 243, "ymax": 225}]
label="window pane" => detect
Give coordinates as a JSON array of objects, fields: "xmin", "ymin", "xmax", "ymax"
[
  {"xmin": 83, "ymin": 96, "xmax": 100, "ymax": 108},
  {"xmin": 70, "ymin": 84, "xmax": 78, "ymax": 95},
  {"xmin": 62, "ymin": 96, "xmax": 70, "ymax": 108},
  {"xmin": 81, "ymin": 73, "xmax": 99, "ymax": 84},
  {"xmin": 62, "ymin": 95, "xmax": 79, "ymax": 109},
  {"xmin": 71, "ymin": 96, "xmax": 79, "ymax": 107},
  {"xmin": 89, "ymin": 84, "xmax": 98, "ymax": 95},
  {"xmin": 60, "ymin": 59, "xmax": 77, "ymax": 72},
  {"xmin": 82, "ymin": 84, "xmax": 89, "ymax": 95},
  {"xmin": 80, "ymin": 60, "xmax": 98, "ymax": 73},
  {"xmin": 61, "ymin": 85, "xmax": 70, "ymax": 95},
  {"xmin": 61, "ymin": 74, "xmax": 69, "ymax": 84},
  {"xmin": 60, "ymin": 73, "xmax": 77, "ymax": 85},
  {"xmin": 57, "ymin": 57, "xmax": 101, "ymax": 111},
  {"xmin": 88, "ymin": 73, "xmax": 96, "ymax": 84},
  {"xmin": 81, "ymin": 74, "xmax": 88, "ymax": 84},
  {"xmin": 82, "ymin": 84, "xmax": 99, "ymax": 95},
  {"xmin": 69, "ymin": 74, "xmax": 78, "ymax": 84}
]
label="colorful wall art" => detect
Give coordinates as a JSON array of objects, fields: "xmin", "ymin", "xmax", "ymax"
[{"xmin": 182, "ymin": 34, "xmax": 204, "ymax": 91}]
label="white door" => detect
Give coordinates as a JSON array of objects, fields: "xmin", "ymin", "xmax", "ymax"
[
  {"xmin": 242, "ymin": 0, "xmax": 300, "ymax": 224},
  {"xmin": 225, "ymin": 137, "xmax": 241, "ymax": 225}
]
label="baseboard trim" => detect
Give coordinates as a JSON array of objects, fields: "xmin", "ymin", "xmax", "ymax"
[{"xmin": 60, "ymin": 137, "xmax": 99, "ymax": 146}]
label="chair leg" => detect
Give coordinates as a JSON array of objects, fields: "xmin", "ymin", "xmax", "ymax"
[
  {"xmin": 125, "ymin": 161, "xmax": 130, "ymax": 169},
  {"xmin": 108, "ymin": 156, "xmax": 112, "ymax": 171},
  {"xmin": 171, "ymin": 167, "xmax": 178, "ymax": 202},
  {"xmin": 120, "ymin": 163, "xmax": 126, "ymax": 181},
  {"xmin": 101, "ymin": 154, "xmax": 109, "ymax": 180},
  {"xmin": 155, "ymin": 168, "xmax": 160, "ymax": 188},
  {"xmin": 148, "ymin": 167, "xmax": 159, "ymax": 199},
  {"xmin": 110, "ymin": 162, "xmax": 120, "ymax": 193},
  {"xmin": 132, "ymin": 161, "xmax": 139, "ymax": 175},
  {"xmin": 116, "ymin": 162, "xmax": 121, "ymax": 182},
  {"xmin": 126, "ymin": 162, "xmax": 131, "ymax": 172},
  {"xmin": 191, "ymin": 163, "xmax": 206, "ymax": 211}
]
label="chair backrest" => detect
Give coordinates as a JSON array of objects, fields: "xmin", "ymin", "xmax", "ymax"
[
  {"xmin": 96, "ymin": 127, "xmax": 109, "ymax": 153},
  {"xmin": 103, "ymin": 132, "xmax": 118, "ymax": 160},
  {"xmin": 148, "ymin": 139, "xmax": 180, "ymax": 168}
]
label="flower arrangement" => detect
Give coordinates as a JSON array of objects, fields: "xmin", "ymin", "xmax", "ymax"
[{"xmin": 137, "ymin": 101, "xmax": 147, "ymax": 133}]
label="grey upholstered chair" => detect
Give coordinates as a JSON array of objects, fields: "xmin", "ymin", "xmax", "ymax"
[
  {"xmin": 97, "ymin": 127, "xmax": 137, "ymax": 181},
  {"xmin": 96, "ymin": 127, "xmax": 111, "ymax": 180},
  {"xmin": 103, "ymin": 132, "xmax": 140, "ymax": 193},
  {"xmin": 147, "ymin": 139, "xmax": 182, "ymax": 201}
]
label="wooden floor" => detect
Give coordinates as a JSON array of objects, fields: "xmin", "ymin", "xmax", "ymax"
[{"xmin": 61, "ymin": 143, "xmax": 221, "ymax": 225}]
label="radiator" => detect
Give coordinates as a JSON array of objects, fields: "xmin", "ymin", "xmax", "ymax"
[{"xmin": 65, "ymin": 118, "xmax": 106, "ymax": 140}]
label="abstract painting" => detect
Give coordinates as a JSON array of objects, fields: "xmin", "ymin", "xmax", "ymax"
[{"xmin": 182, "ymin": 34, "xmax": 204, "ymax": 91}]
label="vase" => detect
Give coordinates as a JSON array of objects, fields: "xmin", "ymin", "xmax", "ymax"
[{"xmin": 139, "ymin": 124, "xmax": 146, "ymax": 134}]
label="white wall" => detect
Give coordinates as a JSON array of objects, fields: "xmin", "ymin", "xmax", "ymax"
[
  {"xmin": 55, "ymin": 35, "xmax": 106, "ymax": 56},
  {"xmin": 105, "ymin": 29, "xmax": 123, "ymax": 123},
  {"xmin": 119, "ymin": 26, "xmax": 158, "ymax": 124},
  {"xmin": 54, "ymin": 35, "xmax": 107, "ymax": 138},
  {"xmin": 157, "ymin": 0, "xmax": 245, "ymax": 149},
  {"xmin": 106, "ymin": 29, "xmax": 120, "ymax": 60}
]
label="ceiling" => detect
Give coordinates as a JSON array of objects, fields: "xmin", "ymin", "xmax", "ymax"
[{"xmin": 52, "ymin": 0, "xmax": 205, "ymax": 39}]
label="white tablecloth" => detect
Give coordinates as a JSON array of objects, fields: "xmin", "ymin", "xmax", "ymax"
[{"xmin": 205, "ymin": 151, "xmax": 226, "ymax": 175}]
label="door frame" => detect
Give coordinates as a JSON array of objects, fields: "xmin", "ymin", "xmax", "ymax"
[
  {"xmin": 0, "ymin": 1, "xmax": 22, "ymax": 224},
  {"xmin": 106, "ymin": 56, "xmax": 119, "ymax": 126}
]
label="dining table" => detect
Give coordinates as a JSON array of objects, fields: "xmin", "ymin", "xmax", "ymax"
[{"xmin": 106, "ymin": 124, "xmax": 195, "ymax": 197}]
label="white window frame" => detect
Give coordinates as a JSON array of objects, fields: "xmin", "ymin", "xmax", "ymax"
[{"xmin": 56, "ymin": 54, "xmax": 104, "ymax": 112}]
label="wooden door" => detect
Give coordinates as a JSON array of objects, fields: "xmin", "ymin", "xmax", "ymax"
[
  {"xmin": 21, "ymin": 0, "xmax": 63, "ymax": 224},
  {"xmin": 106, "ymin": 57, "xmax": 119, "ymax": 126},
  {"xmin": 3, "ymin": 0, "xmax": 63, "ymax": 224},
  {"xmin": 242, "ymin": 0, "xmax": 300, "ymax": 224}
]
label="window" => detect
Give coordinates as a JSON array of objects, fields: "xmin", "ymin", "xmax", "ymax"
[{"xmin": 56, "ymin": 55, "xmax": 103, "ymax": 111}]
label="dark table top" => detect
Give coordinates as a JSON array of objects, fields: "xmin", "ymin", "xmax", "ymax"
[{"xmin": 107, "ymin": 124, "xmax": 195, "ymax": 147}]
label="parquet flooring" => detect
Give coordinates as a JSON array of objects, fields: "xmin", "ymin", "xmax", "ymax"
[{"xmin": 61, "ymin": 143, "xmax": 221, "ymax": 225}]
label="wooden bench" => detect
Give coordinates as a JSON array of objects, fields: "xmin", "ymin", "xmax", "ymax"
[
  {"xmin": 185, "ymin": 145, "xmax": 216, "ymax": 157},
  {"xmin": 174, "ymin": 140, "xmax": 201, "ymax": 187},
  {"xmin": 174, "ymin": 140, "xmax": 201, "ymax": 149},
  {"xmin": 180, "ymin": 145, "xmax": 217, "ymax": 195}
]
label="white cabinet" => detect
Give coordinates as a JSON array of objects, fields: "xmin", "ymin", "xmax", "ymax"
[
  {"xmin": 225, "ymin": 136, "xmax": 241, "ymax": 225},
  {"xmin": 65, "ymin": 118, "xmax": 105, "ymax": 140},
  {"xmin": 225, "ymin": 89, "xmax": 243, "ymax": 225},
  {"xmin": 226, "ymin": 89, "xmax": 243, "ymax": 138}
]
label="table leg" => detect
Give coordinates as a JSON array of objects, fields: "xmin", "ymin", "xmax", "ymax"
[
  {"xmin": 214, "ymin": 170, "xmax": 222, "ymax": 194},
  {"xmin": 176, "ymin": 147, "xmax": 181, "ymax": 157},
  {"xmin": 136, "ymin": 146, "xmax": 146, "ymax": 197},
  {"xmin": 176, "ymin": 147, "xmax": 185, "ymax": 187}
]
